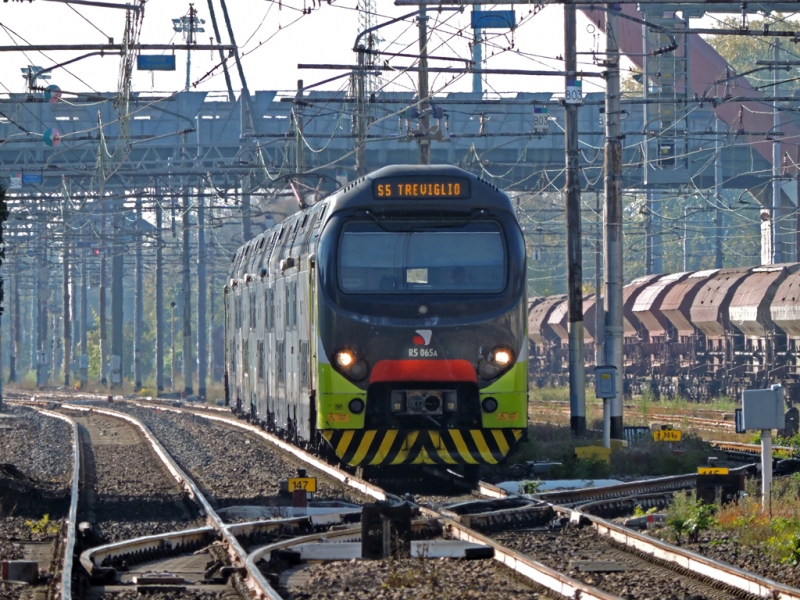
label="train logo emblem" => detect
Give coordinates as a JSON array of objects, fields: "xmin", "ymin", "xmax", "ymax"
[{"xmin": 413, "ymin": 330, "xmax": 432, "ymax": 346}]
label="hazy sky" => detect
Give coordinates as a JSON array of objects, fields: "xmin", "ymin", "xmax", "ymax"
[{"xmin": 0, "ymin": 1, "xmax": 618, "ymax": 98}]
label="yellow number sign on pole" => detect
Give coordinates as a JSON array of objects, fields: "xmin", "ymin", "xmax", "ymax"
[
  {"xmin": 287, "ymin": 477, "xmax": 317, "ymax": 493},
  {"xmin": 653, "ymin": 429, "xmax": 682, "ymax": 442},
  {"xmin": 698, "ymin": 467, "xmax": 729, "ymax": 475}
]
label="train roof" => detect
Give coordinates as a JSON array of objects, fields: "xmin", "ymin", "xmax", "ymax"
[{"xmin": 324, "ymin": 164, "xmax": 515, "ymax": 216}]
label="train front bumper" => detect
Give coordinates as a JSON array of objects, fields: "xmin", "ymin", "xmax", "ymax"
[{"xmin": 321, "ymin": 427, "xmax": 523, "ymax": 466}]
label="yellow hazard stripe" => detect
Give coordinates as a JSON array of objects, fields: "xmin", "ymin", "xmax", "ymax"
[
  {"xmin": 449, "ymin": 430, "xmax": 479, "ymax": 464},
  {"xmin": 351, "ymin": 430, "xmax": 376, "ymax": 465},
  {"xmin": 491, "ymin": 429, "xmax": 510, "ymax": 455},
  {"xmin": 392, "ymin": 430, "xmax": 418, "ymax": 465},
  {"xmin": 470, "ymin": 430, "xmax": 497, "ymax": 464},
  {"xmin": 428, "ymin": 431, "xmax": 457, "ymax": 465},
  {"xmin": 370, "ymin": 429, "xmax": 398, "ymax": 465},
  {"xmin": 335, "ymin": 430, "xmax": 355, "ymax": 457}
]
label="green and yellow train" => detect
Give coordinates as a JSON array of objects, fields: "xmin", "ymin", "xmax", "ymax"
[{"xmin": 224, "ymin": 165, "xmax": 528, "ymax": 472}]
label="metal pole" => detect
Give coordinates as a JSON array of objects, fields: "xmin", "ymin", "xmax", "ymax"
[
  {"xmin": 197, "ymin": 188, "xmax": 207, "ymax": 399},
  {"xmin": 110, "ymin": 201, "xmax": 124, "ymax": 389},
  {"xmin": 11, "ymin": 254, "xmax": 20, "ymax": 382},
  {"xmin": 472, "ymin": 19, "xmax": 483, "ymax": 95},
  {"xmin": 182, "ymin": 186, "xmax": 194, "ymax": 396},
  {"xmin": 604, "ymin": 3, "xmax": 624, "ymax": 440},
  {"xmin": 241, "ymin": 176, "xmax": 251, "ymax": 242},
  {"xmin": 209, "ymin": 267, "xmax": 217, "ymax": 382},
  {"xmin": 70, "ymin": 247, "xmax": 78, "ymax": 376},
  {"xmin": 683, "ymin": 206, "xmax": 690, "ymax": 272},
  {"xmin": 171, "ymin": 301, "xmax": 176, "ymax": 392},
  {"xmin": 645, "ymin": 191, "xmax": 653, "ymax": 275},
  {"xmin": 134, "ymin": 195, "xmax": 143, "ymax": 390},
  {"xmin": 653, "ymin": 193, "xmax": 662, "ymax": 274},
  {"xmin": 355, "ymin": 49, "xmax": 367, "ymax": 176},
  {"xmin": 62, "ymin": 206, "xmax": 71, "ymax": 387},
  {"xmin": 80, "ymin": 251, "xmax": 88, "ymax": 387},
  {"xmin": 418, "ymin": 5, "xmax": 430, "ymax": 165},
  {"xmin": 99, "ymin": 201, "xmax": 108, "ymax": 386},
  {"xmin": 37, "ymin": 226, "xmax": 50, "ymax": 387},
  {"xmin": 595, "ymin": 192, "xmax": 604, "ymax": 366},
  {"xmin": 772, "ymin": 38, "xmax": 781, "ymax": 265},
  {"xmin": 715, "ymin": 119, "xmax": 724, "ymax": 269},
  {"xmin": 205, "ymin": 0, "xmax": 235, "ymax": 102},
  {"xmin": 295, "ymin": 80, "xmax": 305, "ymax": 174},
  {"xmin": 156, "ymin": 191, "xmax": 165, "ymax": 393},
  {"xmin": 762, "ymin": 428, "xmax": 772, "ymax": 511},
  {"xmin": 185, "ymin": 4, "xmax": 194, "ymax": 91},
  {"xmin": 565, "ymin": 0, "xmax": 585, "ymax": 436}
]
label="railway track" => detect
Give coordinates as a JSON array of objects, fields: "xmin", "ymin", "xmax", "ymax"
[{"xmin": 9, "ymin": 393, "xmax": 800, "ymax": 600}]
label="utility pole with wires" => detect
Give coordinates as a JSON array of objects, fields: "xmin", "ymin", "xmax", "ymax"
[
  {"xmin": 417, "ymin": 5, "xmax": 430, "ymax": 165},
  {"xmin": 564, "ymin": 0, "xmax": 585, "ymax": 436},
  {"xmin": 771, "ymin": 37, "xmax": 781, "ymax": 265},
  {"xmin": 173, "ymin": 4, "xmax": 205, "ymax": 91},
  {"xmin": 604, "ymin": 2, "xmax": 624, "ymax": 441}
]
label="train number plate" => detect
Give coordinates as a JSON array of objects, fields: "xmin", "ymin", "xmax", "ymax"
[
  {"xmin": 288, "ymin": 477, "xmax": 317, "ymax": 493},
  {"xmin": 653, "ymin": 430, "xmax": 681, "ymax": 442},
  {"xmin": 408, "ymin": 348, "xmax": 438, "ymax": 357}
]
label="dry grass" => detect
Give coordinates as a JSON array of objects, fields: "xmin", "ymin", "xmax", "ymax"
[{"xmin": 715, "ymin": 476, "xmax": 800, "ymax": 563}]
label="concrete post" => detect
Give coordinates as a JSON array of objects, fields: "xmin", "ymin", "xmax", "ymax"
[
  {"xmin": 603, "ymin": 3, "xmax": 624, "ymax": 439},
  {"xmin": 564, "ymin": 0, "xmax": 585, "ymax": 436}
]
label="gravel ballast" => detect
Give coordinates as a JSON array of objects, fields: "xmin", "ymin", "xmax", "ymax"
[
  {"xmin": 0, "ymin": 405, "xmax": 72, "ymax": 565},
  {"xmin": 72, "ymin": 410, "xmax": 201, "ymax": 544},
  {"xmin": 279, "ymin": 557, "xmax": 557, "ymax": 600},
  {"xmin": 106, "ymin": 403, "xmax": 369, "ymax": 507},
  {"xmin": 493, "ymin": 525, "xmax": 749, "ymax": 600}
]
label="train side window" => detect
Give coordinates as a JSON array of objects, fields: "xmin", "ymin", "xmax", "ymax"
[
  {"xmin": 249, "ymin": 292, "xmax": 256, "ymax": 329},
  {"xmin": 242, "ymin": 339, "xmax": 249, "ymax": 375},
  {"xmin": 257, "ymin": 340, "xmax": 265, "ymax": 380},
  {"xmin": 276, "ymin": 341, "xmax": 285, "ymax": 384},
  {"xmin": 269, "ymin": 288, "xmax": 275, "ymax": 331},
  {"xmin": 285, "ymin": 285, "xmax": 291, "ymax": 329},
  {"xmin": 299, "ymin": 341, "xmax": 309, "ymax": 388},
  {"xmin": 293, "ymin": 281, "xmax": 298, "ymax": 328}
]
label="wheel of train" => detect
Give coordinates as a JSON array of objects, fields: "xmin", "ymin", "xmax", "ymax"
[{"xmin": 224, "ymin": 165, "xmax": 528, "ymax": 472}]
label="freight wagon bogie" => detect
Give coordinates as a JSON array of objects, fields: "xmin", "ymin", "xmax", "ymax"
[{"xmin": 528, "ymin": 263, "xmax": 800, "ymax": 405}]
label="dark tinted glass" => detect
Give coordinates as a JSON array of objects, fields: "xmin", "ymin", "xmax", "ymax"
[{"xmin": 339, "ymin": 222, "xmax": 505, "ymax": 293}]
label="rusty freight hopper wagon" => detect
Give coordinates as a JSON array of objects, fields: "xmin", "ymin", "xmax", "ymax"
[{"xmin": 224, "ymin": 165, "xmax": 528, "ymax": 474}]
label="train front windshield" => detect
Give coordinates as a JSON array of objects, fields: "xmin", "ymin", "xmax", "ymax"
[{"xmin": 338, "ymin": 222, "xmax": 506, "ymax": 294}]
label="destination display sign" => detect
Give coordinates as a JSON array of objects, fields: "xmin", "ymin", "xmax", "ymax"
[{"xmin": 372, "ymin": 176, "xmax": 471, "ymax": 200}]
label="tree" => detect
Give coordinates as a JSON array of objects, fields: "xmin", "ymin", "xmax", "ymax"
[{"xmin": 705, "ymin": 15, "xmax": 800, "ymax": 93}]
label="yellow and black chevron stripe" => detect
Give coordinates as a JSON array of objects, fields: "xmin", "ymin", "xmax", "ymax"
[{"xmin": 321, "ymin": 428, "xmax": 523, "ymax": 466}]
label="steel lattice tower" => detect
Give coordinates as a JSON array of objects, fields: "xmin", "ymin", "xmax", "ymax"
[{"xmin": 358, "ymin": 0, "xmax": 380, "ymax": 95}]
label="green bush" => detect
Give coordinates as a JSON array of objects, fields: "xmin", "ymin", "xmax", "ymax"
[{"xmin": 666, "ymin": 491, "xmax": 713, "ymax": 543}]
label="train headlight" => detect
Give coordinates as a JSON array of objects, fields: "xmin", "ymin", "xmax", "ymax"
[
  {"xmin": 482, "ymin": 397, "xmax": 499, "ymax": 413},
  {"xmin": 336, "ymin": 350, "xmax": 354, "ymax": 367},
  {"xmin": 477, "ymin": 346, "xmax": 515, "ymax": 380},
  {"xmin": 333, "ymin": 349, "xmax": 369, "ymax": 381},
  {"xmin": 493, "ymin": 348, "xmax": 512, "ymax": 366}
]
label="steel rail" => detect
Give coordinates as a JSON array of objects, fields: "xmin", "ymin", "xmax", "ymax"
[
  {"xmin": 570, "ymin": 504, "xmax": 800, "ymax": 600},
  {"xmin": 117, "ymin": 400, "xmax": 622, "ymax": 598},
  {"xmin": 444, "ymin": 517, "xmax": 621, "ymax": 600},
  {"xmin": 535, "ymin": 472, "xmax": 697, "ymax": 506},
  {"xmin": 27, "ymin": 407, "xmax": 80, "ymax": 600},
  {"xmin": 134, "ymin": 403, "xmax": 400, "ymax": 504},
  {"xmin": 60, "ymin": 404, "xmax": 283, "ymax": 600}
]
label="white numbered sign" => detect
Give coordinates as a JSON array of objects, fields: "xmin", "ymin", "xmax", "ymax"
[{"xmin": 566, "ymin": 79, "xmax": 583, "ymax": 105}]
